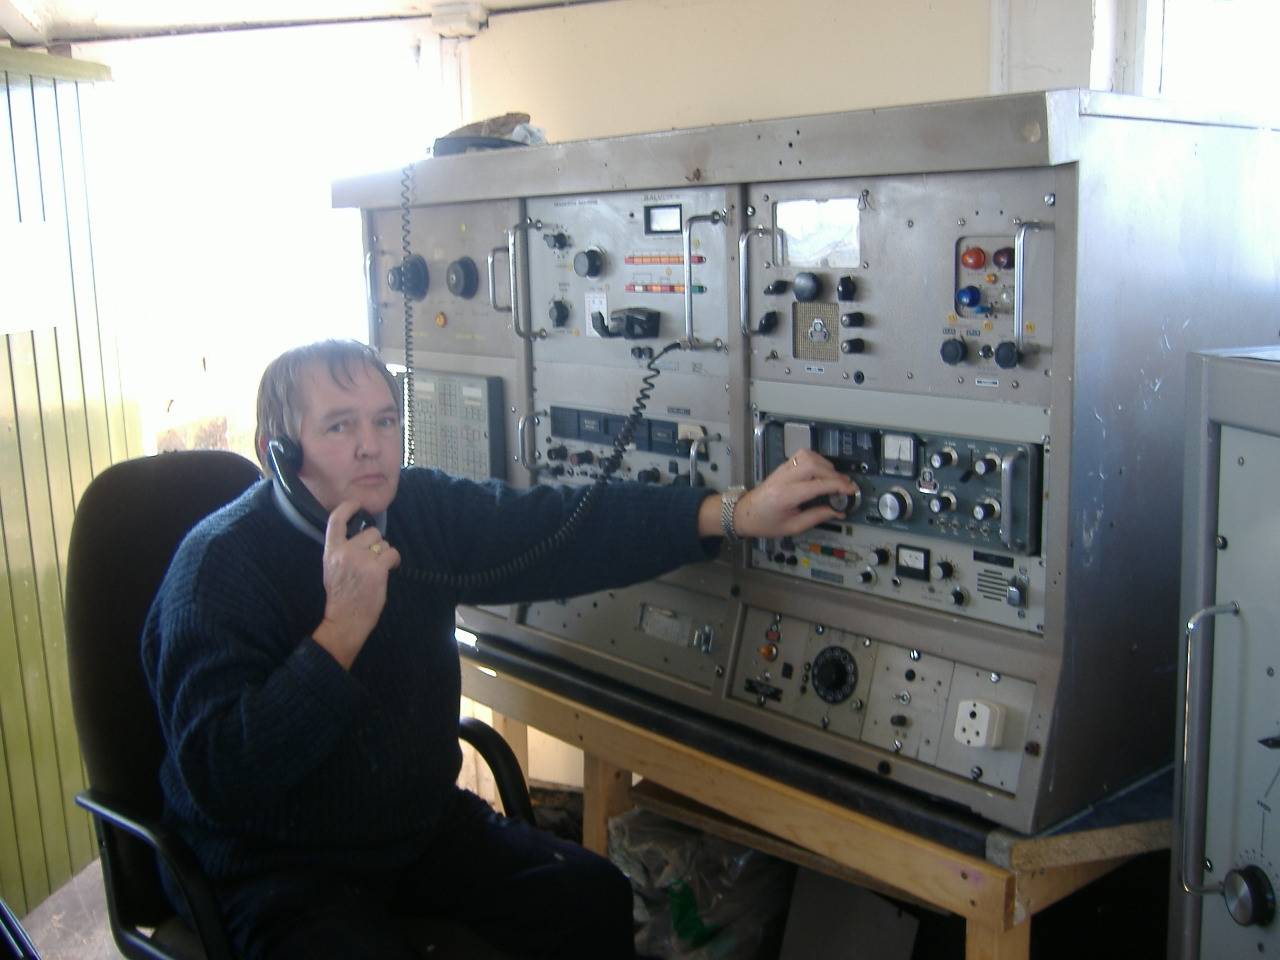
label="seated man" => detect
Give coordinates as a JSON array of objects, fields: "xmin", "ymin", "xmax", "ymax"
[{"xmin": 143, "ymin": 339, "xmax": 855, "ymax": 960}]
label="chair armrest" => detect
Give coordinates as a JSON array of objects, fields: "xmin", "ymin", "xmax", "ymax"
[
  {"xmin": 0, "ymin": 894, "xmax": 39, "ymax": 958},
  {"xmin": 458, "ymin": 717, "xmax": 536, "ymax": 825},
  {"xmin": 76, "ymin": 789, "xmax": 236, "ymax": 960}
]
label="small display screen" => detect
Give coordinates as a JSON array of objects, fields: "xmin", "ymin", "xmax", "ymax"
[
  {"xmin": 881, "ymin": 433, "xmax": 917, "ymax": 477},
  {"xmin": 773, "ymin": 197, "xmax": 861, "ymax": 267},
  {"xmin": 645, "ymin": 204, "xmax": 682, "ymax": 235},
  {"xmin": 896, "ymin": 545, "xmax": 930, "ymax": 581}
]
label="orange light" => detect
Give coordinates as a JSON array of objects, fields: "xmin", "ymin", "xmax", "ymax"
[{"xmin": 961, "ymin": 247, "xmax": 987, "ymax": 270}]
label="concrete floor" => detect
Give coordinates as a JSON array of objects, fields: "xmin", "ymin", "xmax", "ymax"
[{"xmin": 20, "ymin": 860, "xmax": 122, "ymax": 960}]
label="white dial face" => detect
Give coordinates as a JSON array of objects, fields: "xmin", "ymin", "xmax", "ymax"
[{"xmin": 882, "ymin": 433, "xmax": 916, "ymax": 476}]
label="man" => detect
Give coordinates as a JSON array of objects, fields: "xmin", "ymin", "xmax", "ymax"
[{"xmin": 143, "ymin": 339, "xmax": 855, "ymax": 959}]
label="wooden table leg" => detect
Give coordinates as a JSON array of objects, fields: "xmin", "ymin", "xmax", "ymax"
[
  {"xmin": 582, "ymin": 753, "xmax": 632, "ymax": 855},
  {"xmin": 965, "ymin": 917, "xmax": 1030, "ymax": 960},
  {"xmin": 489, "ymin": 712, "xmax": 530, "ymax": 782}
]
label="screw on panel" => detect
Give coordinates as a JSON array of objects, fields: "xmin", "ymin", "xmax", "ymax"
[
  {"xmin": 1217, "ymin": 535, "xmax": 1229, "ymax": 550},
  {"xmin": 991, "ymin": 672, "xmax": 1001, "ymax": 683},
  {"xmin": 970, "ymin": 766, "xmax": 984, "ymax": 780},
  {"xmin": 815, "ymin": 624, "xmax": 826, "ymax": 635},
  {"xmin": 715, "ymin": 665, "xmax": 724, "ymax": 677},
  {"xmin": 909, "ymin": 649, "xmax": 922, "ymax": 661},
  {"xmin": 1239, "ymin": 456, "xmax": 1247, "ymax": 466},
  {"xmin": 893, "ymin": 739, "xmax": 904, "ymax": 753},
  {"xmin": 1205, "ymin": 859, "xmax": 1215, "ymax": 873},
  {"xmin": 958, "ymin": 218, "xmax": 967, "ymax": 226},
  {"xmin": 907, "ymin": 219, "xmax": 915, "ymax": 228},
  {"xmin": 851, "ymin": 698, "xmax": 864, "ymax": 711},
  {"xmin": 1025, "ymin": 741, "xmax": 1041, "ymax": 756},
  {"xmin": 821, "ymin": 715, "xmax": 830, "ymax": 729},
  {"xmin": 1044, "ymin": 193, "xmax": 1056, "ymax": 206},
  {"xmin": 746, "ymin": 205, "xmax": 756, "ymax": 216}
]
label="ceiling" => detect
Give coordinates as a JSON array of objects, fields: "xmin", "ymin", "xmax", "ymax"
[{"xmin": 0, "ymin": 0, "xmax": 602, "ymax": 46}]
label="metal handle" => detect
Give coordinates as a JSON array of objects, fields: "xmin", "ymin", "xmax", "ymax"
[
  {"xmin": 1013, "ymin": 221, "xmax": 1052, "ymax": 354},
  {"xmin": 739, "ymin": 226, "xmax": 778, "ymax": 337},
  {"xmin": 682, "ymin": 210, "xmax": 725, "ymax": 348},
  {"xmin": 999, "ymin": 448, "xmax": 1025, "ymax": 549},
  {"xmin": 487, "ymin": 246, "xmax": 509, "ymax": 312},
  {"xmin": 753, "ymin": 418, "xmax": 771, "ymax": 486},
  {"xmin": 1180, "ymin": 600, "xmax": 1241, "ymax": 896},
  {"xmin": 507, "ymin": 219, "xmax": 545, "ymax": 341},
  {"xmin": 516, "ymin": 410, "xmax": 546, "ymax": 474}
]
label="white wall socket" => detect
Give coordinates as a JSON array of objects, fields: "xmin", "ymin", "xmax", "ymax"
[{"xmin": 953, "ymin": 699, "xmax": 1006, "ymax": 749}]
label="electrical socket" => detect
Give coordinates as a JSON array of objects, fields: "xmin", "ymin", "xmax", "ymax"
[{"xmin": 953, "ymin": 699, "xmax": 1006, "ymax": 749}]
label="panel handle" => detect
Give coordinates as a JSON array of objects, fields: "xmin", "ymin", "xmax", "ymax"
[{"xmin": 739, "ymin": 226, "xmax": 778, "ymax": 337}]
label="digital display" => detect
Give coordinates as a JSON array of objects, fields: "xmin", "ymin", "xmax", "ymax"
[{"xmin": 645, "ymin": 204, "xmax": 682, "ymax": 235}]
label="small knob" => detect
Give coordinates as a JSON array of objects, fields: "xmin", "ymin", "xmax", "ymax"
[
  {"xmin": 995, "ymin": 341, "xmax": 1021, "ymax": 369},
  {"xmin": 1224, "ymin": 865, "xmax": 1276, "ymax": 927},
  {"xmin": 974, "ymin": 455, "xmax": 1001, "ymax": 477},
  {"xmin": 973, "ymin": 499, "xmax": 1001, "ymax": 521},
  {"xmin": 858, "ymin": 568, "xmax": 876, "ymax": 584},
  {"xmin": 836, "ymin": 276, "xmax": 857, "ymax": 300},
  {"xmin": 877, "ymin": 489, "xmax": 913, "ymax": 522},
  {"xmin": 950, "ymin": 587, "xmax": 968, "ymax": 606},
  {"xmin": 548, "ymin": 300, "xmax": 570, "ymax": 326},
  {"xmin": 568, "ymin": 450, "xmax": 595, "ymax": 466},
  {"xmin": 636, "ymin": 467, "xmax": 662, "ymax": 484},
  {"xmin": 928, "ymin": 492, "xmax": 957, "ymax": 514},
  {"xmin": 956, "ymin": 285, "xmax": 982, "ymax": 308},
  {"xmin": 793, "ymin": 272, "xmax": 821, "ymax": 302},
  {"xmin": 841, "ymin": 338, "xmax": 866, "ymax": 354},
  {"xmin": 546, "ymin": 445, "xmax": 568, "ymax": 462},
  {"xmin": 841, "ymin": 312, "xmax": 866, "ymax": 328},
  {"xmin": 757, "ymin": 310, "xmax": 779, "ymax": 334},
  {"xmin": 574, "ymin": 249, "xmax": 604, "ymax": 278},
  {"xmin": 932, "ymin": 561, "xmax": 954, "ymax": 580},
  {"xmin": 940, "ymin": 338, "xmax": 968, "ymax": 366},
  {"xmin": 992, "ymin": 247, "xmax": 1015, "ymax": 270},
  {"xmin": 445, "ymin": 256, "xmax": 479, "ymax": 298},
  {"xmin": 870, "ymin": 547, "xmax": 891, "ymax": 566},
  {"xmin": 764, "ymin": 279, "xmax": 789, "ymax": 295},
  {"xmin": 929, "ymin": 448, "xmax": 957, "ymax": 470},
  {"xmin": 386, "ymin": 254, "xmax": 429, "ymax": 300},
  {"xmin": 1005, "ymin": 577, "xmax": 1027, "ymax": 608},
  {"xmin": 543, "ymin": 231, "xmax": 568, "ymax": 250}
]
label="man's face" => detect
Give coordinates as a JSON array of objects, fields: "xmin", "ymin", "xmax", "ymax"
[{"xmin": 296, "ymin": 360, "xmax": 402, "ymax": 515}]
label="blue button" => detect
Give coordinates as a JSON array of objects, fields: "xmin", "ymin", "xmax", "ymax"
[{"xmin": 956, "ymin": 285, "xmax": 982, "ymax": 307}]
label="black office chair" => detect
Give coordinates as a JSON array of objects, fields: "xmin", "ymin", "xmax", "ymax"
[
  {"xmin": 0, "ymin": 895, "xmax": 40, "ymax": 960},
  {"xmin": 64, "ymin": 450, "xmax": 534, "ymax": 960}
]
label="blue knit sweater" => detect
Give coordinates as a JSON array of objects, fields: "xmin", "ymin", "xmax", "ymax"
[{"xmin": 142, "ymin": 468, "xmax": 717, "ymax": 882}]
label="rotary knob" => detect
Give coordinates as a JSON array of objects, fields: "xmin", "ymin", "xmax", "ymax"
[
  {"xmin": 811, "ymin": 646, "xmax": 858, "ymax": 704},
  {"xmin": 870, "ymin": 547, "xmax": 891, "ymax": 566},
  {"xmin": 574, "ymin": 249, "xmax": 604, "ymax": 278},
  {"xmin": 940, "ymin": 338, "xmax": 967, "ymax": 366},
  {"xmin": 974, "ymin": 455, "xmax": 1001, "ymax": 476},
  {"xmin": 973, "ymin": 498, "xmax": 1001, "ymax": 521},
  {"xmin": 446, "ymin": 257, "xmax": 479, "ymax": 298},
  {"xmin": 929, "ymin": 448, "xmax": 957, "ymax": 470},
  {"xmin": 543, "ymin": 231, "xmax": 568, "ymax": 250},
  {"xmin": 548, "ymin": 300, "xmax": 570, "ymax": 326},
  {"xmin": 386, "ymin": 254, "xmax": 429, "ymax": 300},
  {"xmin": 841, "ymin": 338, "xmax": 866, "ymax": 354},
  {"xmin": 995, "ymin": 341, "xmax": 1021, "ymax": 369},
  {"xmin": 877, "ymin": 488, "xmax": 913, "ymax": 522},
  {"xmin": 1224, "ymin": 865, "xmax": 1276, "ymax": 927},
  {"xmin": 928, "ymin": 492, "xmax": 958, "ymax": 514},
  {"xmin": 793, "ymin": 272, "xmax": 821, "ymax": 302},
  {"xmin": 841, "ymin": 311, "xmax": 866, "ymax": 328},
  {"xmin": 932, "ymin": 561, "xmax": 954, "ymax": 580}
]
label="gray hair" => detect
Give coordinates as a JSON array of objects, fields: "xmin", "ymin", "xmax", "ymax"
[{"xmin": 253, "ymin": 339, "xmax": 400, "ymax": 470}]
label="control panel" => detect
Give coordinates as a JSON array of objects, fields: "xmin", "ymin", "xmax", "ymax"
[
  {"xmin": 411, "ymin": 370, "xmax": 505, "ymax": 482},
  {"xmin": 729, "ymin": 609, "xmax": 1037, "ymax": 794},
  {"xmin": 753, "ymin": 415, "xmax": 1045, "ymax": 632}
]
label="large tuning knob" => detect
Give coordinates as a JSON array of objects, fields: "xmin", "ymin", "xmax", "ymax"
[
  {"xmin": 387, "ymin": 255, "xmax": 428, "ymax": 300},
  {"xmin": 574, "ymin": 249, "xmax": 604, "ymax": 278},
  {"xmin": 446, "ymin": 257, "xmax": 479, "ymax": 298},
  {"xmin": 877, "ymin": 488, "xmax": 913, "ymax": 522},
  {"xmin": 1224, "ymin": 866, "xmax": 1276, "ymax": 927}
]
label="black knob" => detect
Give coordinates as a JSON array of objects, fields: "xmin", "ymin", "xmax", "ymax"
[
  {"xmin": 764, "ymin": 279, "xmax": 789, "ymax": 295},
  {"xmin": 758, "ymin": 311, "xmax": 779, "ymax": 334},
  {"xmin": 544, "ymin": 232, "xmax": 568, "ymax": 250},
  {"xmin": 929, "ymin": 449, "xmax": 957, "ymax": 470},
  {"xmin": 445, "ymin": 257, "xmax": 479, "ymax": 298},
  {"xmin": 974, "ymin": 455, "xmax": 1000, "ymax": 476},
  {"xmin": 836, "ymin": 276, "xmax": 857, "ymax": 300},
  {"xmin": 546, "ymin": 445, "xmax": 568, "ymax": 462},
  {"xmin": 871, "ymin": 547, "xmax": 891, "ymax": 566},
  {"xmin": 811, "ymin": 646, "xmax": 858, "ymax": 704},
  {"xmin": 940, "ymin": 338, "xmax": 968, "ymax": 366},
  {"xmin": 841, "ymin": 312, "xmax": 866, "ymax": 328},
  {"xmin": 386, "ymin": 255, "xmax": 429, "ymax": 300},
  {"xmin": 950, "ymin": 588, "xmax": 967, "ymax": 606},
  {"xmin": 973, "ymin": 500, "xmax": 1000, "ymax": 521},
  {"xmin": 548, "ymin": 300, "xmax": 570, "ymax": 326},
  {"xmin": 932, "ymin": 561, "xmax": 954, "ymax": 580},
  {"xmin": 995, "ymin": 341, "xmax": 1021, "ymax": 369},
  {"xmin": 889, "ymin": 714, "xmax": 910, "ymax": 728},
  {"xmin": 568, "ymin": 450, "xmax": 595, "ymax": 466},
  {"xmin": 928, "ymin": 492, "xmax": 957, "ymax": 514},
  {"xmin": 858, "ymin": 568, "xmax": 876, "ymax": 584},
  {"xmin": 636, "ymin": 468, "xmax": 662, "ymax": 484},
  {"xmin": 574, "ymin": 249, "xmax": 604, "ymax": 278},
  {"xmin": 793, "ymin": 272, "xmax": 821, "ymax": 302},
  {"xmin": 1224, "ymin": 865, "xmax": 1276, "ymax": 927},
  {"xmin": 840, "ymin": 338, "xmax": 866, "ymax": 354}
]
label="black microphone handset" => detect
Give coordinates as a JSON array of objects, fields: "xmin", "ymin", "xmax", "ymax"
[{"xmin": 267, "ymin": 437, "xmax": 377, "ymax": 540}]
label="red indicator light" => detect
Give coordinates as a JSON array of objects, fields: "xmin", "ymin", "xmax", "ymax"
[{"xmin": 961, "ymin": 247, "xmax": 986, "ymax": 270}]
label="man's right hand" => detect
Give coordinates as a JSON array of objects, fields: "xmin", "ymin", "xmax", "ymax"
[{"xmin": 311, "ymin": 500, "xmax": 401, "ymax": 670}]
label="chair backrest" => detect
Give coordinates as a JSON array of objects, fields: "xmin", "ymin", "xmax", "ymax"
[{"xmin": 64, "ymin": 450, "xmax": 261, "ymax": 924}]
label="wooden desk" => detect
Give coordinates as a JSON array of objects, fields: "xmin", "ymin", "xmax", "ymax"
[{"xmin": 460, "ymin": 658, "xmax": 1168, "ymax": 960}]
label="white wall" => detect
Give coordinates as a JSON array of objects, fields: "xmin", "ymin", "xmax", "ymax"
[{"xmin": 464, "ymin": 0, "xmax": 994, "ymax": 142}]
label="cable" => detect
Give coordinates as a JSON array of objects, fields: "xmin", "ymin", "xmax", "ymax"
[{"xmin": 400, "ymin": 163, "xmax": 417, "ymax": 465}]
